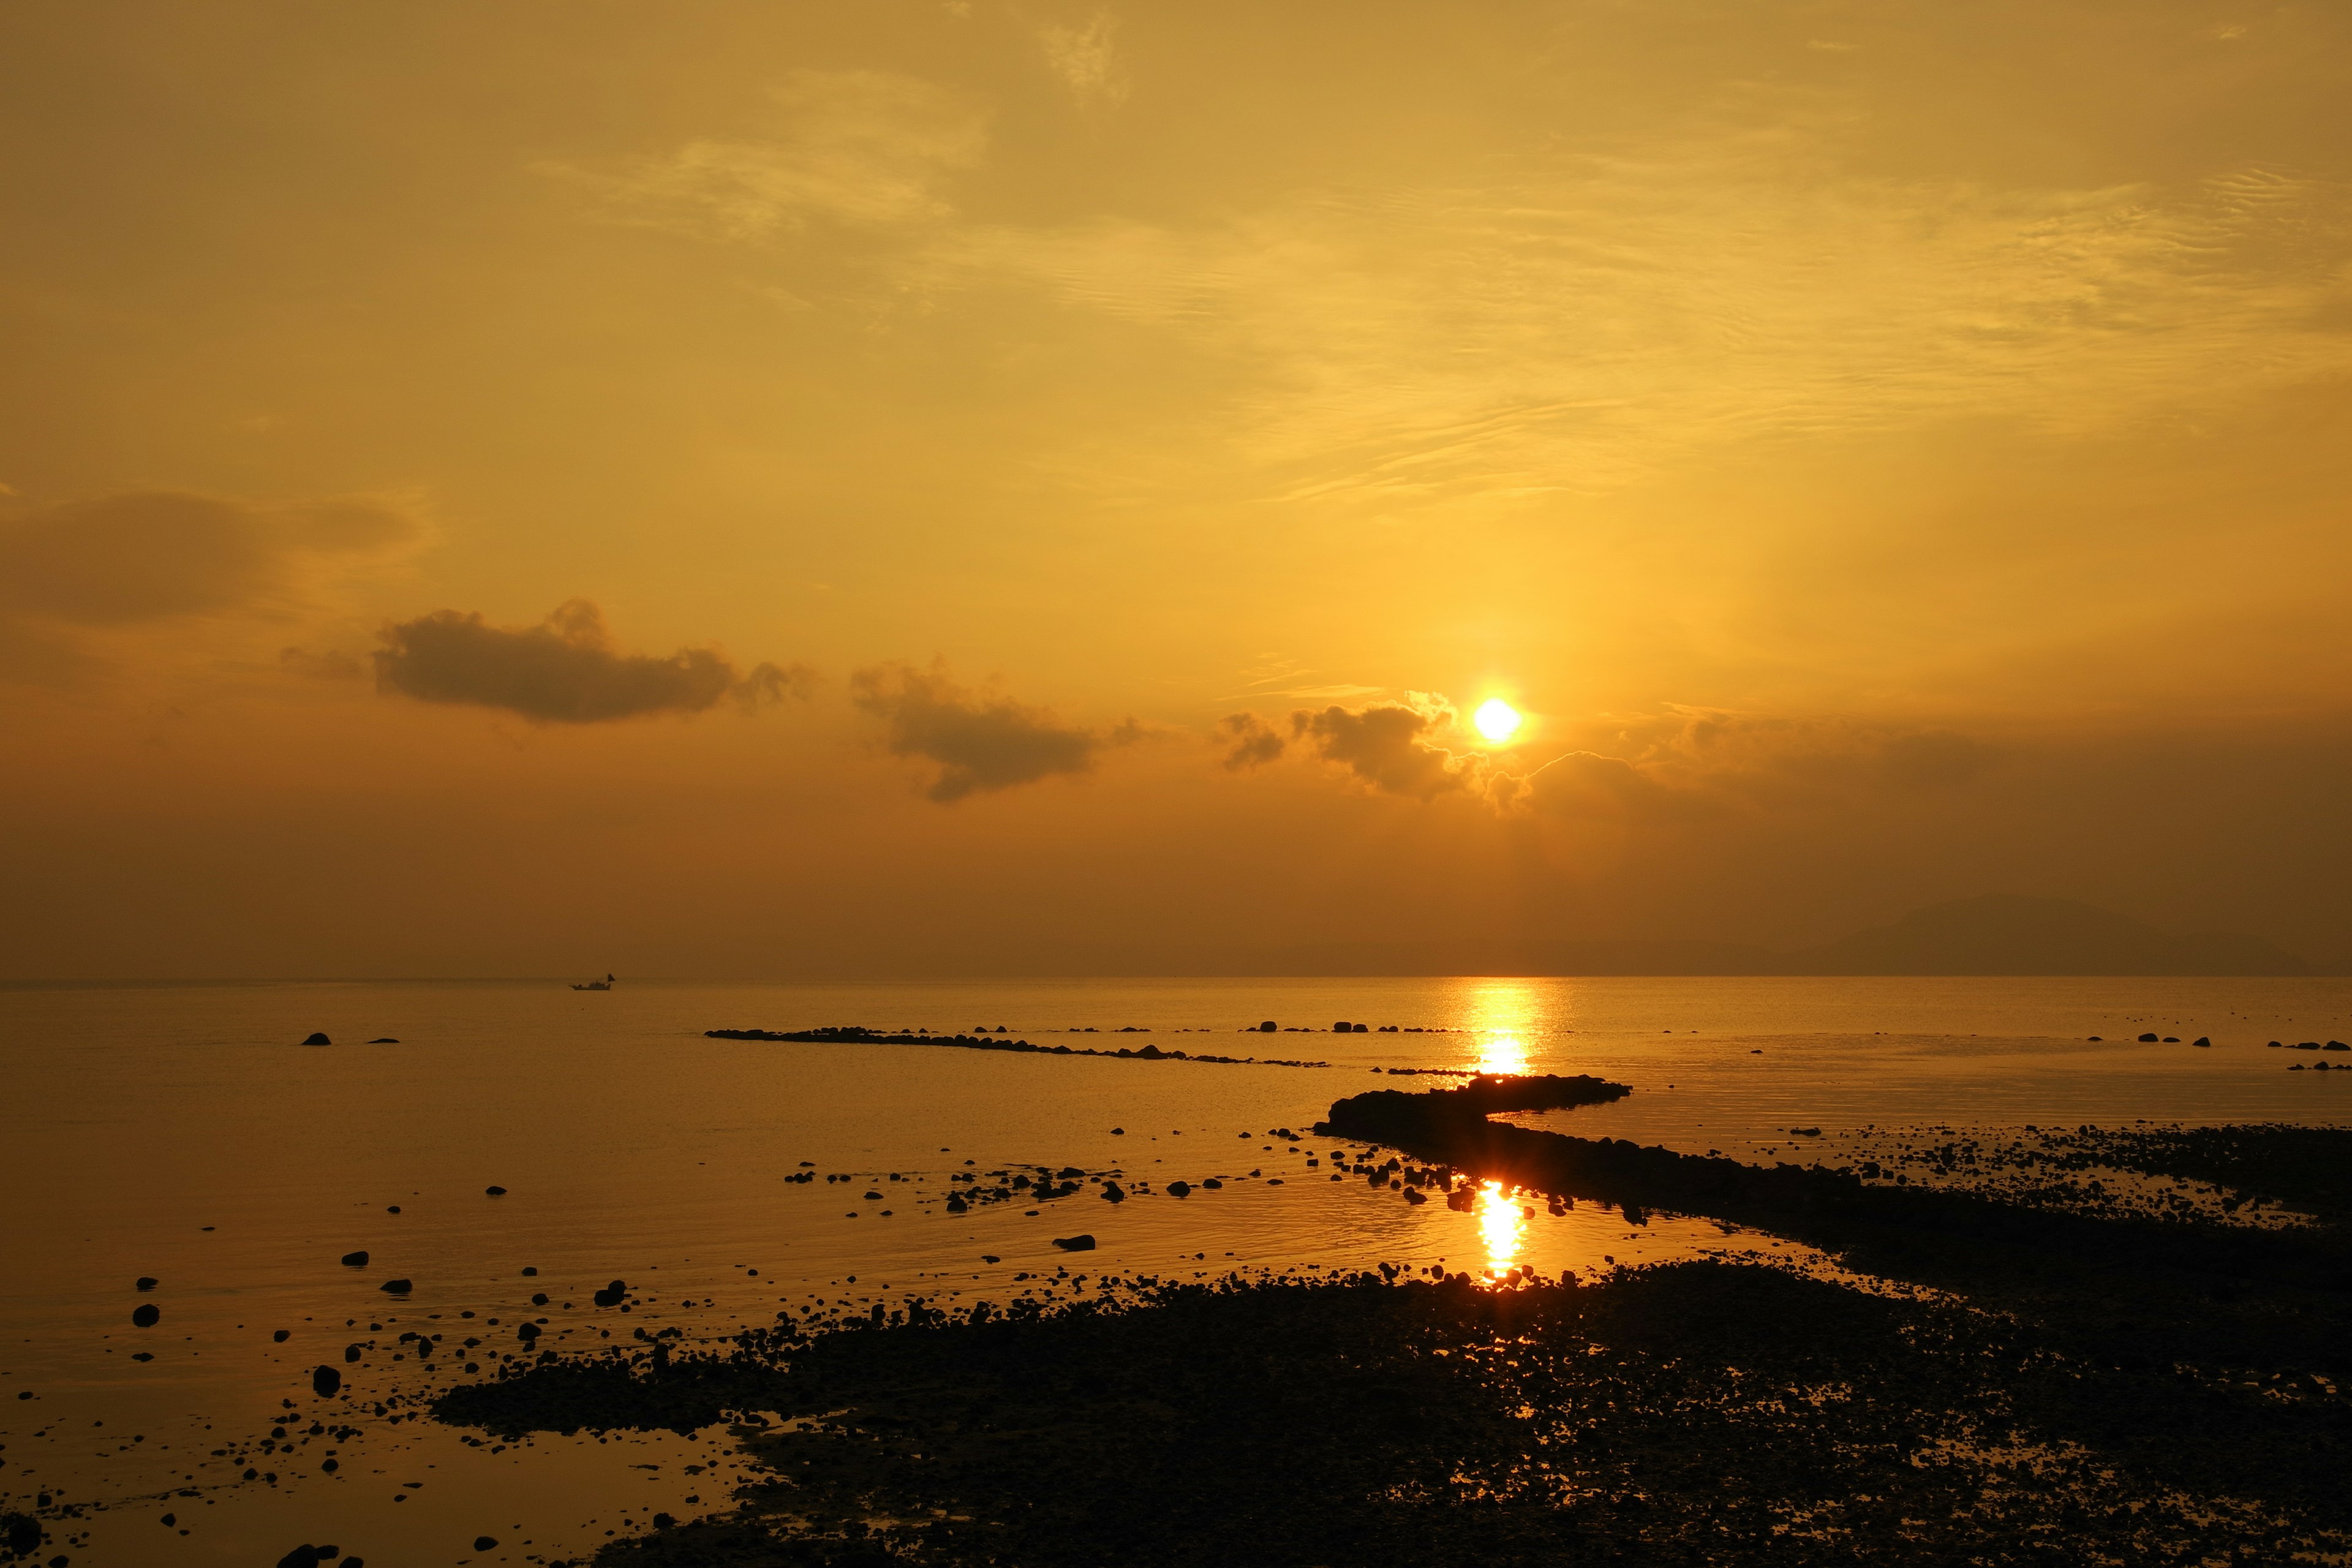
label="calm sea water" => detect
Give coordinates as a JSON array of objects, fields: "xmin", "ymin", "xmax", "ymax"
[{"xmin": 4, "ymin": 975, "xmax": 2349, "ymax": 1566}]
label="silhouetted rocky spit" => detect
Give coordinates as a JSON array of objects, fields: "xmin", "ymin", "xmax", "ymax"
[
  {"xmin": 399, "ymin": 1076, "xmax": 2352, "ymax": 1567},
  {"xmin": 705, "ymin": 1025, "xmax": 1347, "ymax": 1069}
]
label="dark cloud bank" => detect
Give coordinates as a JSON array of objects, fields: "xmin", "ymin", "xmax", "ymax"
[
  {"xmin": 374, "ymin": 600, "xmax": 809, "ymax": 722},
  {"xmin": 850, "ymin": 660, "xmax": 1131, "ymax": 802}
]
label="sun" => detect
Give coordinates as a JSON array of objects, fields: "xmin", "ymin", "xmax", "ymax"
[{"xmin": 1472, "ymin": 698, "xmax": 1522, "ymax": 742}]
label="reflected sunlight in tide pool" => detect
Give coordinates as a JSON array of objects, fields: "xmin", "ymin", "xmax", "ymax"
[{"xmin": 1476, "ymin": 1180, "xmax": 1527, "ymax": 1273}]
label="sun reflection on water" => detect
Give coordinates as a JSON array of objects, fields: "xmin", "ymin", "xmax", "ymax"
[
  {"xmin": 1461, "ymin": 978, "xmax": 1548, "ymax": 1075},
  {"xmin": 1477, "ymin": 1035, "xmax": 1529, "ymax": 1075},
  {"xmin": 1476, "ymin": 1179, "xmax": 1525, "ymax": 1273}
]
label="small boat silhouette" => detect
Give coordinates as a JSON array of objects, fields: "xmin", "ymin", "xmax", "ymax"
[{"xmin": 571, "ymin": 973, "xmax": 616, "ymax": 992}]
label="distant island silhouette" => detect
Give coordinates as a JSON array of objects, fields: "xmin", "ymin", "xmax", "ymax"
[{"xmin": 1262, "ymin": 895, "xmax": 2315, "ymax": 978}]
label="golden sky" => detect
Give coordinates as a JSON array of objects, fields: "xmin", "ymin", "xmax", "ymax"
[{"xmin": 3, "ymin": 1, "xmax": 2348, "ymax": 976}]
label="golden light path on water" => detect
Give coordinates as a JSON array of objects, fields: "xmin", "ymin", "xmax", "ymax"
[{"xmin": 1461, "ymin": 976, "xmax": 1551, "ymax": 1076}]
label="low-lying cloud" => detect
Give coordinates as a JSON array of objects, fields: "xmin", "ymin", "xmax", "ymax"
[
  {"xmin": 374, "ymin": 599, "xmax": 810, "ymax": 723},
  {"xmin": 851, "ymin": 659, "xmax": 1123, "ymax": 802},
  {"xmin": 1216, "ymin": 712, "xmax": 1285, "ymax": 770},
  {"xmin": 1291, "ymin": 699, "xmax": 1481, "ymax": 801},
  {"xmin": 1234, "ymin": 696, "xmax": 2003, "ymax": 827}
]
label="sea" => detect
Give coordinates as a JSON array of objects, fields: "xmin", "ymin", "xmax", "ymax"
[{"xmin": 4, "ymin": 974, "xmax": 2350, "ymax": 1566}]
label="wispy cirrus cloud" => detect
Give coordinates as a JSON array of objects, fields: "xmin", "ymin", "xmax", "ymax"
[
  {"xmin": 1036, "ymin": 13, "xmax": 1128, "ymax": 105},
  {"xmin": 541, "ymin": 69, "xmax": 986, "ymax": 241}
]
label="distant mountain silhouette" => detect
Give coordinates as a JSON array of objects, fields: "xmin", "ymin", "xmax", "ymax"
[{"xmin": 1782, "ymin": 894, "xmax": 2310, "ymax": 977}]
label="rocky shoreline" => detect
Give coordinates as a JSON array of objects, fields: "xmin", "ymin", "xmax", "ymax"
[{"xmin": 390, "ymin": 1076, "xmax": 2352, "ymax": 1566}]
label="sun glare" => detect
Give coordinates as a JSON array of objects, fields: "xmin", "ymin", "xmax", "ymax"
[{"xmin": 1472, "ymin": 698, "xmax": 1521, "ymax": 742}]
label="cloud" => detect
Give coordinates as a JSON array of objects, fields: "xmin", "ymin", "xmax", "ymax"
[
  {"xmin": 0, "ymin": 490, "xmax": 423, "ymax": 680},
  {"xmin": 1216, "ymin": 712, "xmax": 1284, "ymax": 770},
  {"xmin": 901, "ymin": 142, "xmax": 2352, "ymax": 513},
  {"xmin": 544, "ymin": 70, "xmax": 985, "ymax": 240},
  {"xmin": 373, "ymin": 599, "xmax": 810, "ymax": 723},
  {"xmin": 1264, "ymin": 695, "xmax": 2004, "ymax": 823},
  {"xmin": 1503, "ymin": 710, "xmax": 2006, "ymax": 829},
  {"xmin": 0, "ymin": 491, "xmax": 418, "ymax": 628},
  {"xmin": 1291, "ymin": 698, "xmax": 1483, "ymax": 801},
  {"xmin": 1038, "ymin": 13, "xmax": 1129, "ymax": 105},
  {"xmin": 850, "ymin": 658, "xmax": 1118, "ymax": 801}
]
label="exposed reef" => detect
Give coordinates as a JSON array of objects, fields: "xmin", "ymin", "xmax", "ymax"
[{"xmin": 707, "ymin": 1025, "xmax": 1334, "ymax": 1069}]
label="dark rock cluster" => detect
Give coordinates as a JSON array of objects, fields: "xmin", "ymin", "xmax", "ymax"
[{"xmin": 705, "ymin": 1026, "xmax": 1332, "ymax": 1069}]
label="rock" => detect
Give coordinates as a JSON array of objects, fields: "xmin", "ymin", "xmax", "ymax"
[
  {"xmin": 2, "ymin": 1514, "xmax": 40, "ymax": 1555},
  {"xmin": 1403, "ymin": 1188, "xmax": 1427, "ymax": 1205},
  {"xmin": 135, "ymin": 1276, "xmax": 157, "ymax": 1291},
  {"xmin": 311, "ymin": 1365, "xmax": 341, "ymax": 1397},
  {"xmin": 367, "ymin": 1038, "xmax": 399, "ymax": 1043},
  {"xmin": 944, "ymin": 1196, "xmax": 968, "ymax": 1214},
  {"xmin": 1167, "ymin": 1180, "xmax": 1193, "ymax": 1197},
  {"xmin": 652, "ymin": 1513, "xmax": 676, "ymax": 1529},
  {"xmin": 132, "ymin": 1303, "xmax": 160, "ymax": 1327},
  {"xmin": 339, "ymin": 1251, "xmax": 368, "ymax": 1268},
  {"xmin": 2193, "ymin": 1036, "xmax": 2212, "ymax": 1047},
  {"xmin": 1112, "ymin": 1125, "xmax": 1127, "ymax": 1133},
  {"xmin": 2137, "ymin": 1033, "xmax": 2158, "ymax": 1042},
  {"xmin": 1334, "ymin": 1020, "xmax": 1353, "ymax": 1032},
  {"xmin": 1257, "ymin": 1020, "xmax": 1277, "ymax": 1032},
  {"xmin": 344, "ymin": 1344, "xmax": 362, "ymax": 1363},
  {"xmin": 516, "ymin": 1322, "xmax": 540, "ymax": 1341},
  {"xmin": 1052, "ymin": 1234, "xmax": 1097, "ymax": 1251},
  {"xmin": 863, "ymin": 1190, "xmax": 883, "ymax": 1200},
  {"xmin": 275, "ymin": 1546, "xmax": 330, "ymax": 1567},
  {"xmin": 274, "ymin": 1329, "xmax": 291, "ymax": 1343},
  {"xmin": 303, "ymin": 1033, "xmax": 332, "ymax": 1046},
  {"xmin": 379, "ymin": 1279, "xmax": 412, "ymax": 1294},
  {"xmin": 484, "ymin": 1186, "xmax": 507, "ymax": 1196},
  {"xmin": 981, "ymin": 1254, "xmax": 1000, "ymax": 1262},
  {"xmin": 1200, "ymin": 1178, "xmax": 1223, "ymax": 1189},
  {"xmin": 474, "ymin": 1538, "xmax": 499, "ymax": 1553},
  {"xmin": 1101, "ymin": 1182, "xmax": 1126, "ymax": 1203},
  {"xmin": 521, "ymin": 1266, "xmax": 538, "ymax": 1276}
]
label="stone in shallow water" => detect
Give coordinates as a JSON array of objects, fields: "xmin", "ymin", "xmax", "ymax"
[
  {"xmin": 302, "ymin": 1033, "xmax": 331, "ymax": 1046},
  {"xmin": 340, "ymin": 1251, "xmax": 368, "ymax": 1267}
]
